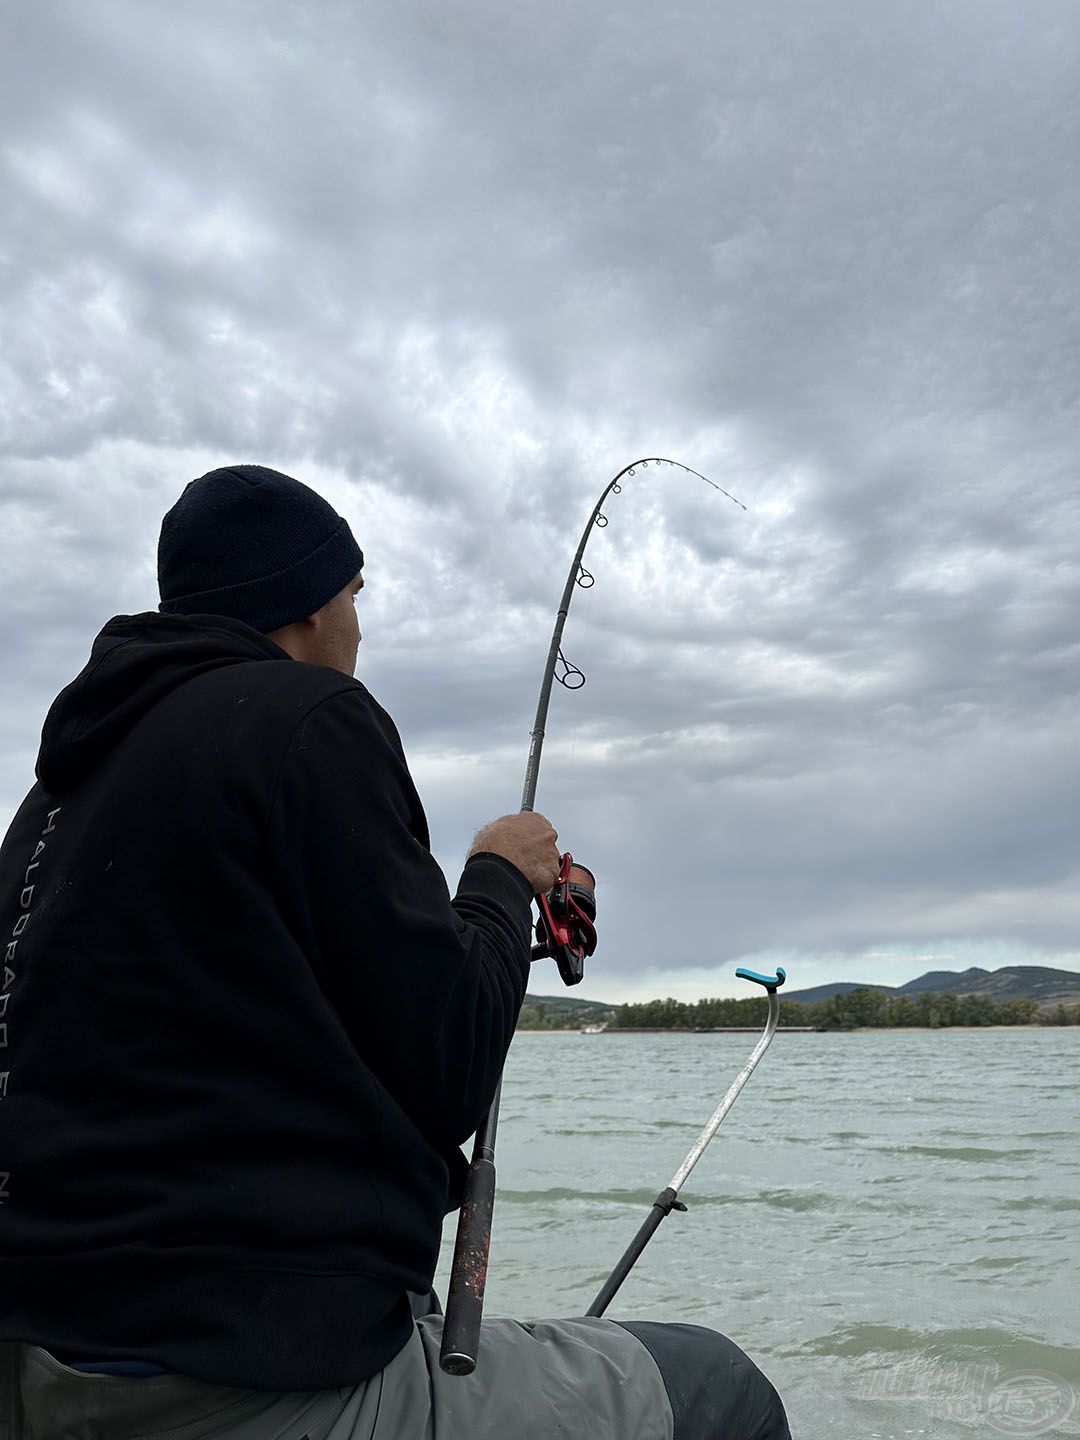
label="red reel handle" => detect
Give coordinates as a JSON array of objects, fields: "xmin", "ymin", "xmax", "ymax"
[{"xmin": 534, "ymin": 853, "xmax": 597, "ymax": 986}]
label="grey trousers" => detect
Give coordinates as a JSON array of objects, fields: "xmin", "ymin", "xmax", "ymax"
[{"xmin": 1, "ymin": 1316, "xmax": 790, "ymax": 1440}]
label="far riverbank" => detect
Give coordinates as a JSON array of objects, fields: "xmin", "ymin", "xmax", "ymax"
[{"xmin": 515, "ymin": 1023, "xmax": 1071, "ymax": 1033}]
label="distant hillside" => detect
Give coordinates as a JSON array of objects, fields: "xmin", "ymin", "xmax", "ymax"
[
  {"xmin": 783, "ymin": 965, "xmax": 1080, "ymax": 1009},
  {"xmin": 898, "ymin": 966, "xmax": 989, "ymax": 994},
  {"xmin": 781, "ymin": 980, "xmax": 900, "ymax": 1005},
  {"xmin": 919, "ymin": 966, "xmax": 1080, "ymax": 1004},
  {"xmin": 517, "ymin": 993, "xmax": 616, "ymax": 1029}
]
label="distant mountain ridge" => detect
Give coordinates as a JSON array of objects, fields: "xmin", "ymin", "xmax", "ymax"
[{"xmin": 781, "ymin": 965, "xmax": 1080, "ymax": 1008}]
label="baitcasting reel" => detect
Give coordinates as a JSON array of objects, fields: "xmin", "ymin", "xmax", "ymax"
[{"xmin": 531, "ymin": 852, "xmax": 597, "ymax": 986}]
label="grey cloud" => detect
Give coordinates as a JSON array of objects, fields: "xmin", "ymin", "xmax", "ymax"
[{"xmin": 2, "ymin": 0, "xmax": 1078, "ymax": 991}]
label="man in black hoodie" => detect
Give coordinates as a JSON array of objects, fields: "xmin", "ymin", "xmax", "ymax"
[{"xmin": 0, "ymin": 466, "xmax": 790, "ymax": 1439}]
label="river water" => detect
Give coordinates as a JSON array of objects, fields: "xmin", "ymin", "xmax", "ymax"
[{"xmin": 434, "ymin": 1028, "xmax": 1080, "ymax": 1438}]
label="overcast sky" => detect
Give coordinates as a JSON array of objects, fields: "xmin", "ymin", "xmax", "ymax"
[{"xmin": 2, "ymin": 0, "xmax": 1078, "ymax": 1002}]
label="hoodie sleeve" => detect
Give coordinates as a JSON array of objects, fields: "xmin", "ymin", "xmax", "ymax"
[{"xmin": 267, "ymin": 685, "xmax": 534, "ymax": 1153}]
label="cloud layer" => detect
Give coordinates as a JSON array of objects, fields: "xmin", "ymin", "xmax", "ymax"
[{"xmin": 3, "ymin": 0, "xmax": 1078, "ymax": 997}]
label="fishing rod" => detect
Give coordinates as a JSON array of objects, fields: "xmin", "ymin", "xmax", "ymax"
[
  {"xmin": 585, "ymin": 965, "xmax": 786, "ymax": 1318},
  {"xmin": 439, "ymin": 458, "xmax": 745, "ymax": 1376}
]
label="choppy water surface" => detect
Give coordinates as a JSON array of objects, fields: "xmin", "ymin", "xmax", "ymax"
[{"xmin": 434, "ymin": 1029, "xmax": 1080, "ymax": 1438}]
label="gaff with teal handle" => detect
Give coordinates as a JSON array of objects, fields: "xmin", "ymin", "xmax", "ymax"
[{"xmin": 585, "ymin": 967, "xmax": 786, "ymax": 1318}]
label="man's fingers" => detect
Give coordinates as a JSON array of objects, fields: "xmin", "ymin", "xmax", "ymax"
[{"xmin": 468, "ymin": 811, "xmax": 567, "ymax": 894}]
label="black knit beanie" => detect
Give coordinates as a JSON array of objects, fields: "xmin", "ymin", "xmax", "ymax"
[{"xmin": 157, "ymin": 465, "xmax": 364, "ymax": 633}]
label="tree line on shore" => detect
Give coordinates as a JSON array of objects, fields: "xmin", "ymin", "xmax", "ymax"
[
  {"xmin": 516, "ymin": 987, "xmax": 1080, "ymax": 1031},
  {"xmin": 611, "ymin": 988, "xmax": 1080, "ymax": 1029}
]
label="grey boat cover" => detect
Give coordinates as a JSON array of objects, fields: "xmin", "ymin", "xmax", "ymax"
[{"xmin": 2, "ymin": 1314, "xmax": 789, "ymax": 1439}]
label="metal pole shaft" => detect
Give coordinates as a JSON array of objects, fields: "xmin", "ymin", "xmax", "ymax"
[
  {"xmin": 585, "ymin": 1189, "xmax": 679, "ymax": 1319},
  {"xmin": 668, "ymin": 988, "xmax": 781, "ymax": 1194},
  {"xmin": 585, "ymin": 982, "xmax": 782, "ymax": 1318}
]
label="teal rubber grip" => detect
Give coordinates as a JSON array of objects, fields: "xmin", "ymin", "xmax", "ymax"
[{"xmin": 735, "ymin": 966, "xmax": 787, "ymax": 990}]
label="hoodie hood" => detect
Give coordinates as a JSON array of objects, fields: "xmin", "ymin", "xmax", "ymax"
[{"xmin": 37, "ymin": 612, "xmax": 288, "ymax": 793}]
